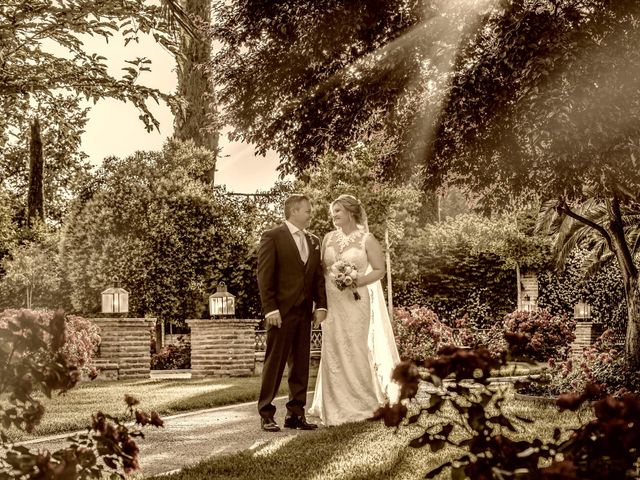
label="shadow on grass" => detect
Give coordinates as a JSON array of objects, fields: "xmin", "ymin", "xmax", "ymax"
[{"xmin": 149, "ymin": 420, "xmax": 439, "ymax": 480}]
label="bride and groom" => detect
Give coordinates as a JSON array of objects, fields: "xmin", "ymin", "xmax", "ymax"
[{"xmin": 257, "ymin": 193, "xmax": 400, "ymax": 432}]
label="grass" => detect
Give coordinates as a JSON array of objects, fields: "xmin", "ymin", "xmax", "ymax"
[
  {"xmin": 5, "ymin": 369, "xmax": 317, "ymax": 442},
  {"xmin": 148, "ymin": 388, "xmax": 590, "ymax": 480}
]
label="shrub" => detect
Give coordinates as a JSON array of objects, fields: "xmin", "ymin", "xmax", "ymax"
[
  {"xmin": 150, "ymin": 336, "xmax": 191, "ymax": 370},
  {"xmin": 454, "ymin": 314, "xmax": 507, "ymax": 359},
  {"xmin": 59, "ymin": 140, "xmax": 264, "ymax": 325},
  {"xmin": 537, "ymin": 248, "xmax": 627, "ymax": 330},
  {"xmin": 0, "ymin": 309, "xmax": 100, "ymax": 377},
  {"xmin": 524, "ymin": 329, "xmax": 640, "ymax": 397},
  {"xmin": 375, "ymin": 343, "xmax": 640, "ymax": 479},
  {"xmin": 392, "ymin": 306, "xmax": 455, "ymax": 363},
  {"xmin": 502, "ymin": 308, "xmax": 575, "ymax": 362},
  {"xmin": 393, "ymin": 212, "xmax": 550, "ymax": 328},
  {"xmin": 0, "ymin": 309, "xmax": 163, "ymax": 478}
]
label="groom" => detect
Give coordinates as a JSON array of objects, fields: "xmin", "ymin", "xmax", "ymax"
[{"xmin": 257, "ymin": 194, "xmax": 327, "ymax": 432}]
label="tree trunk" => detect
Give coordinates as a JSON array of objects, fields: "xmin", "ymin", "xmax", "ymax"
[
  {"xmin": 174, "ymin": 0, "xmax": 218, "ymax": 185},
  {"xmin": 624, "ymin": 276, "xmax": 640, "ymax": 368},
  {"xmin": 606, "ymin": 197, "xmax": 640, "ymax": 368},
  {"xmin": 27, "ymin": 117, "xmax": 44, "ymax": 226}
]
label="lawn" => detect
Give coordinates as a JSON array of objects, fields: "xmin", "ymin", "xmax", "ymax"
[
  {"xmin": 148, "ymin": 390, "xmax": 588, "ymax": 480},
  {"xmin": 4, "ymin": 371, "xmax": 317, "ymax": 442}
]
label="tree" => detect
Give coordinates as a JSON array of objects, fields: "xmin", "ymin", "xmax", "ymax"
[
  {"xmin": 0, "ymin": 0, "xmax": 197, "ymax": 228},
  {"xmin": 1, "ymin": 94, "xmax": 92, "ymax": 226},
  {"xmin": 209, "ymin": 0, "xmax": 488, "ymax": 178},
  {"xmin": 174, "ymin": 0, "xmax": 219, "ymax": 184},
  {"xmin": 0, "ymin": 0, "xmax": 184, "ymax": 132},
  {"xmin": 26, "ymin": 118, "xmax": 44, "ymax": 227},
  {"xmin": 210, "ymin": 0, "xmax": 640, "ymax": 367},
  {"xmin": 60, "ymin": 140, "xmax": 258, "ymax": 321},
  {"xmin": 1, "ymin": 236, "xmax": 61, "ymax": 310},
  {"xmin": 427, "ymin": 1, "xmax": 640, "ymax": 366}
]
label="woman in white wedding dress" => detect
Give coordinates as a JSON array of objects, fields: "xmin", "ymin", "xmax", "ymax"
[{"xmin": 309, "ymin": 194, "xmax": 400, "ymax": 426}]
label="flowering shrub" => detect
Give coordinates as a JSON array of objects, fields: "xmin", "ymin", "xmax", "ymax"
[
  {"xmin": 150, "ymin": 335, "xmax": 191, "ymax": 370},
  {"xmin": 0, "ymin": 309, "xmax": 100, "ymax": 377},
  {"xmin": 523, "ymin": 329, "xmax": 640, "ymax": 397},
  {"xmin": 1, "ymin": 310, "xmax": 163, "ymax": 478},
  {"xmin": 454, "ymin": 314, "xmax": 507, "ymax": 359},
  {"xmin": 502, "ymin": 308, "xmax": 575, "ymax": 362},
  {"xmin": 374, "ymin": 341, "xmax": 640, "ymax": 479},
  {"xmin": 392, "ymin": 307, "xmax": 455, "ymax": 363}
]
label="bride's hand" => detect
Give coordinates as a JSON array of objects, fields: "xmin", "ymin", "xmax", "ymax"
[{"xmin": 313, "ymin": 309, "xmax": 327, "ymax": 328}]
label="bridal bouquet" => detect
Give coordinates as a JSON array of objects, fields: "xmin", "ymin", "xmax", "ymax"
[{"xmin": 330, "ymin": 260, "xmax": 361, "ymax": 300}]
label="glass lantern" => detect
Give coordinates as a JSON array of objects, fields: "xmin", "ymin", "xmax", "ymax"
[
  {"xmin": 573, "ymin": 298, "xmax": 592, "ymax": 320},
  {"xmin": 209, "ymin": 282, "xmax": 235, "ymax": 318},
  {"xmin": 101, "ymin": 285, "xmax": 129, "ymax": 314}
]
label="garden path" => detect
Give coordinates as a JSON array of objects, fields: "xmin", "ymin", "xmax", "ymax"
[{"xmin": 18, "ymin": 393, "xmax": 318, "ymax": 477}]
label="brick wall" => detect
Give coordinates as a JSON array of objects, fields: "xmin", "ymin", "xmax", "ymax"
[
  {"xmin": 187, "ymin": 319, "xmax": 257, "ymax": 377},
  {"xmin": 571, "ymin": 321, "xmax": 604, "ymax": 358},
  {"xmin": 93, "ymin": 318, "xmax": 154, "ymax": 380}
]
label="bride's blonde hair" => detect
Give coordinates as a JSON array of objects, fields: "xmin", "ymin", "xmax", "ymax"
[{"xmin": 331, "ymin": 194, "xmax": 368, "ymax": 231}]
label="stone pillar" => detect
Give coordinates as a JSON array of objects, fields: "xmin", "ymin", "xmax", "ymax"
[
  {"xmin": 571, "ymin": 321, "xmax": 604, "ymax": 358},
  {"xmin": 93, "ymin": 318, "xmax": 154, "ymax": 379},
  {"xmin": 187, "ymin": 318, "xmax": 258, "ymax": 377}
]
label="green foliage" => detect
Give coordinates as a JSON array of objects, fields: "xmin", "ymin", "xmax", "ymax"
[
  {"xmin": 0, "ymin": 95, "xmax": 92, "ymax": 226},
  {"xmin": 60, "ymin": 140, "xmax": 267, "ymax": 322},
  {"xmin": 394, "ymin": 213, "xmax": 550, "ymax": 328},
  {"xmin": 378, "ymin": 346, "xmax": 640, "ymax": 479},
  {"xmin": 0, "ymin": 235, "xmax": 63, "ymax": 310},
  {"xmin": 538, "ymin": 249, "xmax": 628, "ymax": 330},
  {"xmin": 392, "ymin": 306, "xmax": 455, "ymax": 363},
  {"xmin": 210, "ymin": 0, "xmax": 420, "ymax": 175},
  {"xmin": 1, "ymin": 0, "xmax": 182, "ymax": 133},
  {"xmin": 298, "ymin": 133, "xmax": 425, "ymax": 259},
  {"xmin": 0, "ymin": 309, "xmax": 163, "ymax": 479}
]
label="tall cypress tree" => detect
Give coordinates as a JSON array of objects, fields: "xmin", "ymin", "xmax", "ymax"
[{"xmin": 27, "ymin": 118, "xmax": 44, "ymax": 226}]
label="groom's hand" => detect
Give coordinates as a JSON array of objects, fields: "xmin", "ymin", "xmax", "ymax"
[
  {"xmin": 313, "ymin": 309, "xmax": 327, "ymax": 328},
  {"xmin": 265, "ymin": 312, "xmax": 282, "ymax": 329}
]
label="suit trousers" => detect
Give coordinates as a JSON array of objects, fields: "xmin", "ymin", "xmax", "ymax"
[{"xmin": 258, "ymin": 301, "xmax": 312, "ymax": 418}]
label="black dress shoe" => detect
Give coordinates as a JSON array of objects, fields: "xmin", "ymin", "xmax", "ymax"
[
  {"xmin": 284, "ymin": 414, "xmax": 318, "ymax": 430},
  {"xmin": 261, "ymin": 417, "xmax": 280, "ymax": 432}
]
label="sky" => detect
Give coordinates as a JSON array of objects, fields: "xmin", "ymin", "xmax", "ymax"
[{"xmin": 78, "ymin": 28, "xmax": 282, "ymax": 193}]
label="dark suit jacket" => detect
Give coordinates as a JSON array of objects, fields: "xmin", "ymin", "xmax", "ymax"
[{"xmin": 257, "ymin": 223, "xmax": 327, "ymax": 319}]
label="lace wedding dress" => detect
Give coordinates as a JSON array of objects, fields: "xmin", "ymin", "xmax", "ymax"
[{"xmin": 309, "ymin": 229, "xmax": 400, "ymax": 426}]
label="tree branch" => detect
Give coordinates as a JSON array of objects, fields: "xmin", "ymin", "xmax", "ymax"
[
  {"xmin": 557, "ymin": 197, "xmax": 614, "ymax": 252},
  {"xmin": 607, "ymin": 195, "xmax": 639, "ymax": 280}
]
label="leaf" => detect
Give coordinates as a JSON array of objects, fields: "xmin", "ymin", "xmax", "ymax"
[
  {"xmin": 409, "ymin": 431, "xmax": 431, "ymax": 449},
  {"xmin": 426, "ymin": 461, "xmax": 453, "ymax": 479}
]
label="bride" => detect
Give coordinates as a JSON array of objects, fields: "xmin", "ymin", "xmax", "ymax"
[{"xmin": 309, "ymin": 194, "xmax": 400, "ymax": 426}]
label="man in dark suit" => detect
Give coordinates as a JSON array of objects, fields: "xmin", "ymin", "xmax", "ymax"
[{"xmin": 257, "ymin": 194, "xmax": 327, "ymax": 432}]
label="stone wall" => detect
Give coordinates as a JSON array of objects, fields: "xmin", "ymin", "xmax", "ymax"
[
  {"xmin": 187, "ymin": 319, "xmax": 257, "ymax": 377},
  {"xmin": 93, "ymin": 318, "xmax": 154, "ymax": 380}
]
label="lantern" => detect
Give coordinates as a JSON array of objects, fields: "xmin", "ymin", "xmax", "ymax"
[
  {"xmin": 101, "ymin": 279, "xmax": 129, "ymax": 314},
  {"xmin": 573, "ymin": 298, "xmax": 592, "ymax": 320},
  {"xmin": 209, "ymin": 282, "xmax": 235, "ymax": 318}
]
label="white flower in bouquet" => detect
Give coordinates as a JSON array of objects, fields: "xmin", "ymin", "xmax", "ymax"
[{"xmin": 329, "ymin": 259, "xmax": 361, "ymax": 300}]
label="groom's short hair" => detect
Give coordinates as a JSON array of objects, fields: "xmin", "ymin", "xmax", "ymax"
[{"xmin": 284, "ymin": 194, "xmax": 310, "ymax": 219}]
